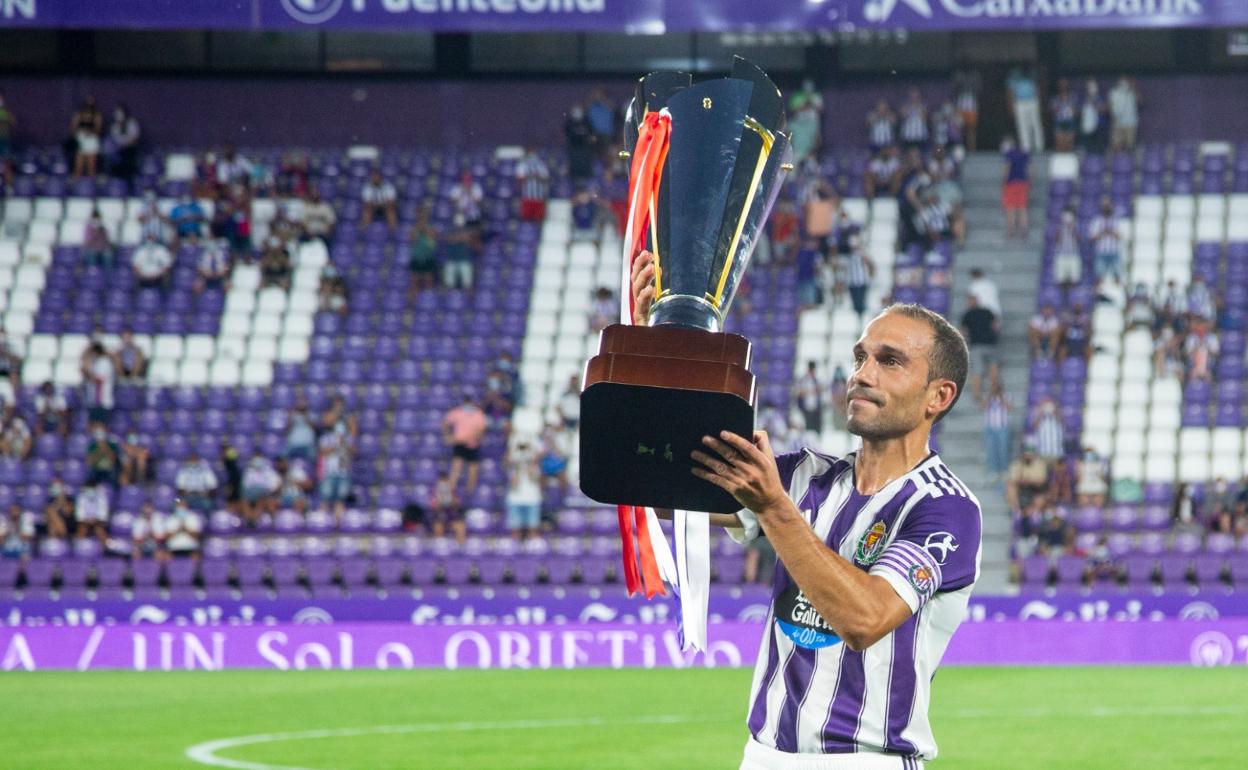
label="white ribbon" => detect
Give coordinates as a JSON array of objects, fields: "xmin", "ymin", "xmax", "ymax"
[{"xmin": 674, "ymin": 510, "xmax": 711, "ymax": 652}]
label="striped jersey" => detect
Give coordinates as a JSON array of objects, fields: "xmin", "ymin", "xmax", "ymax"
[
  {"xmin": 868, "ymin": 112, "xmax": 895, "ymax": 147},
  {"xmin": 899, "ymin": 103, "xmax": 928, "ymax": 143},
  {"xmin": 1086, "ymin": 215, "xmax": 1121, "ymax": 256},
  {"xmin": 732, "ymin": 449, "xmax": 982, "ymax": 763}
]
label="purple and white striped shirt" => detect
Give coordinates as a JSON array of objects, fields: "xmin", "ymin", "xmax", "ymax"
[{"xmin": 732, "ymin": 449, "xmax": 982, "ymax": 764}]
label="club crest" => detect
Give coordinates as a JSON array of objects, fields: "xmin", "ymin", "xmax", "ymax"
[
  {"xmin": 854, "ymin": 521, "xmax": 888, "ymax": 566},
  {"xmin": 908, "ymin": 564, "xmax": 936, "ymax": 599}
]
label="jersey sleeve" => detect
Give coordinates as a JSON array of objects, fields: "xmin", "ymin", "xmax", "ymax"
[
  {"xmin": 727, "ymin": 449, "xmax": 808, "ymax": 545},
  {"xmin": 868, "ymin": 492, "xmax": 982, "ymax": 613}
]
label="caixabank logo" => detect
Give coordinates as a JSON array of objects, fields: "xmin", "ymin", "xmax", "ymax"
[
  {"xmin": 281, "ymin": 0, "xmax": 346, "ymax": 24},
  {"xmin": 861, "ymin": 0, "xmax": 1206, "ymax": 23}
]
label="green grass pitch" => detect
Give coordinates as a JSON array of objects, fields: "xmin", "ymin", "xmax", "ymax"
[{"xmin": 2, "ymin": 666, "xmax": 1245, "ymax": 768}]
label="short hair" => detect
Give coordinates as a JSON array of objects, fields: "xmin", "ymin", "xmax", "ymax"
[{"xmin": 881, "ymin": 303, "xmax": 969, "ymax": 423}]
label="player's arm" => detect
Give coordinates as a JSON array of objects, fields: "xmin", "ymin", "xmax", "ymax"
[{"xmin": 693, "ymin": 430, "xmax": 912, "ymax": 652}]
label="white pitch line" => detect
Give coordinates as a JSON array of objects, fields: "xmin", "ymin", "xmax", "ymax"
[
  {"xmin": 186, "ymin": 704, "xmax": 1248, "ymax": 770},
  {"xmin": 185, "ymin": 714, "xmax": 714, "ymax": 770}
]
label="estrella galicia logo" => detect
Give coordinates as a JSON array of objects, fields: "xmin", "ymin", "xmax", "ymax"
[
  {"xmin": 281, "ymin": 0, "xmax": 345, "ymax": 25},
  {"xmin": 774, "ymin": 583, "xmax": 841, "ymax": 649},
  {"xmin": 854, "ymin": 521, "xmax": 888, "ymax": 566}
]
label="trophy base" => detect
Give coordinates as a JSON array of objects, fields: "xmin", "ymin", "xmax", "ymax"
[
  {"xmin": 580, "ymin": 382, "xmax": 754, "ymax": 514},
  {"xmin": 578, "ymin": 324, "xmax": 756, "ymax": 514}
]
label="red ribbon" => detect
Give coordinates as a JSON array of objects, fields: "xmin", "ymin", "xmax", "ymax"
[{"xmin": 617, "ymin": 109, "xmax": 671, "ymax": 599}]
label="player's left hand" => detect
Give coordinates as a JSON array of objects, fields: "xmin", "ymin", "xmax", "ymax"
[{"xmin": 691, "ymin": 430, "xmax": 788, "ymax": 516}]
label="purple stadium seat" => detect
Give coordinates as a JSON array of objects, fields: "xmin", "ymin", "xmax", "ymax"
[
  {"xmin": 131, "ymin": 559, "xmax": 162, "ymax": 587},
  {"xmin": 166, "ymin": 559, "xmax": 197, "ymax": 588}
]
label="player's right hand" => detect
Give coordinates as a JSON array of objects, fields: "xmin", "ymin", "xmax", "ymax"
[{"xmin": 631, "ymin": 250, "xmax": 656, "ymax": 326}]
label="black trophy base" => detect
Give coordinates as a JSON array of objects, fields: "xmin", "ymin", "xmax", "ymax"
[{"xmin": 579, "ymin": 382, "xmax": 754, "ymax": 514}]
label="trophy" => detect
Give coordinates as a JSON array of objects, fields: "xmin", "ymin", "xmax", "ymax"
[{"xmin": 579, "ymin": 57, "xmax": 793, "ymax": 514}]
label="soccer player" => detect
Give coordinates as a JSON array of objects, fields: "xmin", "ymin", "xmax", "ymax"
[{"xmin": 632, "ymin": 251, "xmax": 982, "ymax": 769}]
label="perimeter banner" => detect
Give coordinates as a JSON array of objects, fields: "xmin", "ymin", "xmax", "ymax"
[
  {"xmin": 2, "ymin": 0, "xmax": 1245, "ymax": 32},
  {"xmin": 3, "ymin": 620, "xmax": 1248, "ymax": 670}
]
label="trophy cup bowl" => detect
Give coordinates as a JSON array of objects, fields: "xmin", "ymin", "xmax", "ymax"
[{"xmin": 578, "ymin": 57, "xmax": 794, "ymax": 514}]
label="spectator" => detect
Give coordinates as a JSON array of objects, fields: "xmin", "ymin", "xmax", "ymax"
[
  {"xmin": 1015, "ymin": 497, "xmax": 1044, "ymax": 558},
  {"xmin": 1187, "ymin": 276, "xmax": 1216, "ymax": 323},
  {"xmin": 828, "ymin": 364, "xmax": 848, "ymax": 432},
  {"xmin": 918, "ymin": 189, "xmax": 953, "ymax": 249},
  {"xmin": 278, "ymin": 152, "xmax": 310, "ymax": 198},
  {"xmin": 864, "ymin": 146, "xmax": 902, "ymax": 199},
  {"xmin": 844, "ymin": 240, "xmax": 875, "ymax": 321},
  {"xmin": 318, "ymin": 264, "xmax": 348, "ymax": 316},
  {"xmin": 1047, "ymin": 456, "xmax": 1075, "ymax": 506},
  {"xmin": 112, "ymin": 328, "xmax": 146, "ymax": 383},
  {"xmin": 449, "ymin": 171, "xmax": 484, "ymax": 232},
  {"xmin": 320, "ymin": 393, "xmax": 355, "ymax": 436},
  {"xmin": 1075, "ymin": 447, "xmax": 1110, "ymax": 508},
  {"xmin": 898, "ymin": 88, "xmax": 929, "ymax": 152},
  {"xmin": 961, "ymin": 294, "xmax": 1000, "ymax": 402},
  {"xmin": 516, "ymin": 147, "xmax": 551, "ymax": 222},
  {"xmin": 221, "ymin": 194, "xmax": 253, "ymax": 260},
  {"xmin": 1038, "ymin": 505, "xmax": 1074, "ymax": 556},
  {"xmin": 360, "ymin": 169, "xmax": 398, "ymax": 230},
  {"xmin": 795, "ymin": 361, "xmax": 823, "ymax": 434},
  {"xmin": 282, "ymin": 399, "xmax": 317, "ymax": 462},
  {"xmin": 768, "ymin": 200, "xmax": 799, "ymax": 262},
  {"xmin": 0, "ymin": 415, "xmax": 31, "ymax": 460},
  {"xmin": 300, "ymin": 187, "xmax": 337, "ymax": 245},
  {"xmin": 589, "ymin": 286, "xmax": 616, "ymax": 333},
  {"xmin": 929, "ymin": 163, "xmax": 966, "ymax": 246},
  {"xmin": 35, "ymin": 381, "xmax": 70, "ymax": 437},
  {"xmin": 43, "ymin": 478, "xmax": 74, "ymax": 540},
  {"xmin": 1183, "ymin": 318, "xmax": 1219, "ymax": 383},
  {"xmin": 80, "ymin": 341, "xmax": 117, "ymax": 423},
  {"xmin": 954, "ymin": 69, "xmax": 981, "ymax": 152},
  {"xmin": 586, "ymin": 88, "xmax": 615, "ymax": 157},
  {"xmin": 1050, "ymin": 78, "xmax": 1078, "ymax": 153},
  {"xmin": 897, "ymin": 149, "xmax": 931, "ymax": 250},
  {"xmin": 570, "ymin": 189, "xmax": 600, "ymax": 243},
  {"xmin": 930, "ymin": 101, "xmax": 962, "ymax": 156},
  {"xmin": 0, "ymin": 91, "xmax": 15, "ymax": 189},
  {"xmin": 967, "ymin": 268, "xmax": 1001, "ymax": 319},
  {"xmin": 1153, "ymin": 324, "xmax": 1184, "ymax": 380},
  {"xmin": 1032, "ymin": 399, "xmax": 1066, "ymax": 463},
  {"xmin": 565, "ymin": 103, "xmax": 594, "ymax": 182},
  {"xmin": 1154, "ymin": 278, "xmax": 1186, "ymax": 332},
  {"xmin": 1006, "ymin": 439, "xmax": 1049, "ymax": 511},
  {"xmin": 131, "ymin": 502, "xmax": 165, "ymax": 562},
  {"xmin": 194, "ymin": 238, "xmax": 231, "ymax": 296},
  {"xmin": 74, "ymin": 481, "xmax": 110, "ymax": 547},
  {"xmin": 539, "ymin": 421, "xmax": 570, "ymax": 500},
  {"xmin": 69, "ymin": 95, "xmax": 103, "ymax": 178},
  {"xmin": 1079, "ymin": 78, "xmax": 1108, "ymax": 154},
  {"xmin": 119, "ymin": 431, "xmax": 150, "ymax": 486},
  {"xmin": 85, "ymin": 421, "xmax": 121, "ymax": 486},
  {"xmin": 215, "ymin": 144, "xmax": 250, "ymax": 190},
  {"xmin": 443, "ymin": 393, "xmax": 487, "ymax": 494},
  {"xmin": 259, "ymin": 237, "xmax": 292, "ymax": 291},
  {"xmin": 105, "ymin": 104, "xmax": 140, "ymax": 187},
  {"xmin": 169, "ymin": 194, "xmax": 205, "ymax": 246},
  {"xmin": 1051, "ymin": 207, "xmax": 1083, "ymax": 295},
  {"xmin": 442, "ymin": 226, "xmax": 479, "ymax": 291},
  {"xmin": 865, "ymin": 99, "xmax": 896, "ymax": 153},
  {"xmin": 982, "ymin": 380, "xmax": 1012, "ymax": 483},
  {"xmin": 175, "ymin": 450, "xmax": 218, "ymax": 512},
  {"xmin": 240, "ymin": 455, "xmax": 281, "ymax": 524},
  {"xmin": 1006, "ymin": 67, "xmax": 1044, "ymax": 153},
  {"xmin": 0, "ymin": 503, "xmax": 34, "ymax": 561},
  {"xmin": 803, "ymin": 183, "xmax": 838, "ymax": 253},
  {"xmin": 1000, "ymin": 136, "xmax": 1031, "ymax": 240},
  {"xmin": 1088, "ymin": 197, "xmax": 1124, "ymax": 287},
  {"xmin": 555, "ymin": 375, "xmax": 581, "ymax": 431},
  {"xmin": 162, "ymin": 498, "xmax": 203, "ymax": 560},
  {"xmin": 1125, "ymin": 283, "xmax": 1154, "ymax": 331},
  {"xmin": 1108, "ymin": 76, "xmax": 1140, "ymax": 152},
  {"xmin": 82, "ymin": 208, "xmax": 113, "ymax": 268},
  {"xmin": 0, "ymin": 330, "xmax": 19, "ymax": 392},
  {"xmin": 796, "ymin": 239, "xmax": 821, "ymax": 309},
  {"xmin": 1059, "ymin": 303, "xmax": 1092, "ymax": 363},
  {"xmin": 788, "ymin": 78, "xmax": 824, "ymax": 163},
  {"xmin": 277, "ymin": 457, "xmax": 313, "ymax": 515},
  {"xmin": 317, "ymin": 424, "xmax": 354, "ymax": 522},
  {"xmin": 1028, "ymin": 304, "xmax": 1063, "ymax": 359},
  {"xmin": 505, "ymin": 439, "xmax": 542, "ymax": 541},
  {"xmin": 407, "ymin": 220, "xmax": 439, "ymax": 297},
  {"xmin": 428, "ymin": 472, "xmax": 465, "ymax": 544},
  {"xmin": 132, "ymin": 236, "xmax": 173, "ymax": 291},
  {"xmin": 137, "ymin": 190, "xmax": 168, "ymax": 245},
  {"xmin": 220, "ymin": 442, "xmax": 242, "ymax": 515}
]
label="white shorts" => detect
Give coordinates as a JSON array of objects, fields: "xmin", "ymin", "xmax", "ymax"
[
  {"xmin": 76, "ymin": 131, "xmax": 100, "ymax": 155},
  {"xmin": 741, "ymin": 740, "xmax": 924, "ymax": 770},
  {"xmin": 1053, "ymin": 253, "xmax": 1082, "ymax": 284}
]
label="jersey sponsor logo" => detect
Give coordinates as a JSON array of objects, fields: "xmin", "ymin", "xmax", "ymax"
[
  {"xmin": 923, "ymin": 531, "xmax": 959, "ymax": 565},
  {"xmin": 854, "ymin": 521, "xmax": 889, "ymax": 566},
  {"xmin": 773, "ymin": 583, "xmax": 841, "ymax": 649},
  {"xmin": 908, "ymin": 564, "xmax": 936, "ymax": 600},
  {"xmin": 281, "ymin": 0, "xmax": 344, "ymax": 24}
]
